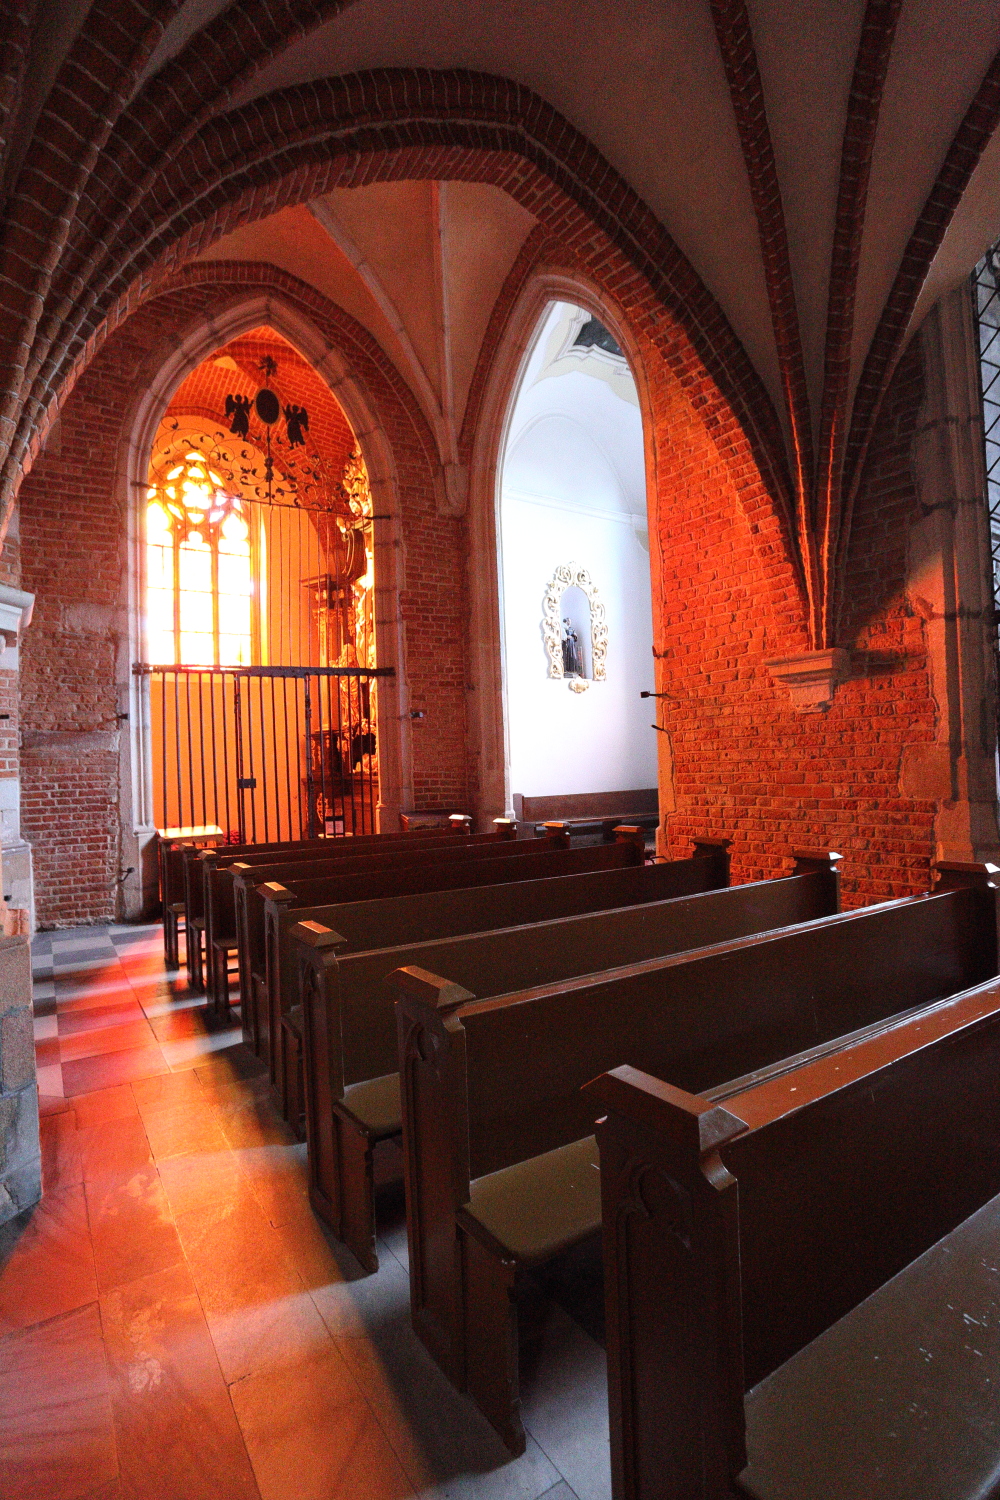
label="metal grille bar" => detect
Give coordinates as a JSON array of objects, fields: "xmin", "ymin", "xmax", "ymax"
[
  {"xmin": 136, "ymin": 664, "xmax": 393, "ymax": 843},
  {"xmin": 973, "ymin": 247, "xmax": 1000, "ymax": 600}
]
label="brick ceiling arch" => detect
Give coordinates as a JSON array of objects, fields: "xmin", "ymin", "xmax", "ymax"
[
  {"xmin": 3, "ymin": 73, "xmax": 797, "ymax": 608},
  {"xmin": 5, "ymin": 6, "xmax": 1000, "ymax": 646}
]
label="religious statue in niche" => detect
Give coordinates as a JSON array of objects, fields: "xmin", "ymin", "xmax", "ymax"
[
  {"xmin": 542, "ymin": 563, "xmax": 608, "ymax": 693},
  {"xmin": 561, "ymin": 617, "xmax": 584, "ymax": 677}
]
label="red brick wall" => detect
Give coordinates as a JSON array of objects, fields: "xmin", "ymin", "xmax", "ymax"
[
  {"xmin": 17, "ymin": 267, "xmax": 468, "ymax": 925},
  {"xmin": 655, "ymin": 335, "xmax": 934, "ymax": 904}
]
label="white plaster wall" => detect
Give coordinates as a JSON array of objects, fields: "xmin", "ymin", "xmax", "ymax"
[{"xmin": 499, "ymin": 303, "xmax": 657, "ymax": 800}]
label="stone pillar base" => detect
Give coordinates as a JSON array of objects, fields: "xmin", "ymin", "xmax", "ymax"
[{"xmin": 0, "ymin": 935, "xmax": 39, "ymax": 1224}]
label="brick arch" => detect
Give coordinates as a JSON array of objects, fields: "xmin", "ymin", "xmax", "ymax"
[
  {"xmin": 9, "ymin": 71, "xmax": 798, "ymax": 596},
  {"xmin": 18, "ymin": 266, "xmax": 469, "ymax": 921},
  {"xmin": 457, "ymin": 232, "xmax": 810, "ymax": 825}
]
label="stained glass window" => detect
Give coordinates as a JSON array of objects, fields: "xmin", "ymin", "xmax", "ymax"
[{"xmin": 145, "ymin": 452, "xmax": 254, "ymax": 665}]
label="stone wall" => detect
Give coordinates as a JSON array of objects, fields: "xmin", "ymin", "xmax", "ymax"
[{"xmin": 0, "ymin": 935, "xmax": 39, "ymax": 1224}]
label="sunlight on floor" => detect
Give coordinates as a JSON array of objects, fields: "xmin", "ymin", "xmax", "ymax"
[{"xmin": 0, "ymin": 925, "xmax": 607, "ymax": 1500}]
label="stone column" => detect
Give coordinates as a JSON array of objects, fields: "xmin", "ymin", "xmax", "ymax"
[
  {"xmin": 0, "ymin": 583, "xmax": 36, "ymax": 931},
  {"xmin": 0, "ymin": 935, "xmax": 39, "ymax": 1223},
  {"xmin": 903, "ymin": 284, "xmax": 1000, "ymax": 862}
]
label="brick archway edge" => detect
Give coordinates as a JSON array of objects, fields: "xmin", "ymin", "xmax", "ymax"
[{"xmin": 6, "ymin": 70, "xmax": 803, "ymax": 603}]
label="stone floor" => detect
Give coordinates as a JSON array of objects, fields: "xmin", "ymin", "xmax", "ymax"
[{"xmin": 2, "ymin": 924, "xmax": 610, "ymax": 1500}]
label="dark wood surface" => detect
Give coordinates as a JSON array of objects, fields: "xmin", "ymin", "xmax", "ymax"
[
  {"xmin": 589, "ymin": 973, "xmax": 1000, "ymax": 1500},
  {"xmin": 199, "ymin": 826, "xmax": 499, "ymax": 1005},
  {"xmin": 517, "ymin": 790, "xmax": 659, "ymax": 821},
  {"xmin": 239, "ymin": 839, "xmax": 646, "ymax": 1069},
  {"xmin": 292, "ymin": 849, "xmax": 769, "ymax": 1269},
  {"xmin": 231, "ymin": 833, "xmax": 573, "ymax": 1036},
  {"xmin": 272, "ymin": 849, "xmax": 730, "ymax": 1182},
  {"xmin": 394, "ymin": 876, "xmax": 998, "ymax": 1455},
  {"xmin": 739, "ymin": 1187, "xmax": 1000, "ymax": 1500},
  {"xmin": 268, "ymin": 844, "xmax": 732, "ymax": 1107}
]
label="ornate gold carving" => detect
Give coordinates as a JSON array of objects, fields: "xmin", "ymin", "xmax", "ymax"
[{"xmin": 541, "ymin": 563, "xmax": 608, "ymax": 689}]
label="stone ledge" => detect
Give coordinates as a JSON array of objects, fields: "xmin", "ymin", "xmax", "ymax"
[
  {"xmin": 21, "ymin": 728, "xmax": 119, "ymax": 756},
  {"xmin": 765, "ymin": 648, "xmax": 850, "ymax": 713}
]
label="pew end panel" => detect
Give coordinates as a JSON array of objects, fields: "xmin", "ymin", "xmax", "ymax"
[
  {"xmin": 586, "ymin": 1067, "xmax": 749, "ymax": 1500},
  {"xmin": 295, "ymin": 917, "xmax": 408, "ymax": 1273},
  {"xmin": 261, "ymin": 882, "xmax": 301, "ymax": 1088},
  {"xmin": 394, "ymin": 966, "xmax": 476, "ymax": 1385},
  {"xmin": 933, "ymin": 861, "xmax": 1000, "ymax": 970},
  {"xmin": 613, "ymin": 826, "xmax": 647, "ymax": 857},
  {"xmin": 690, "ymin": 838, "xmax": 732, "ymax": 887},
  {"xmin": 591, "ymin": 980, "xmax": 1000, "ymax": 1500},
  {"xmin": 789, "ymin": 849, "xmax": 842, "ymax": 912},
  {"xmin": 294, "ymin": 921, "xmax": 350, "ymax": 1236}
]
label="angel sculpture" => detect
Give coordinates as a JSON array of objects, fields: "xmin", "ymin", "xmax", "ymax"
[
  {"xmin": 284, "ymin": 403, "xmax": 309, "ymax": 447},
  {"xmin": 224, "ymin": 392, "xmax": 251, "ymax": 439}
]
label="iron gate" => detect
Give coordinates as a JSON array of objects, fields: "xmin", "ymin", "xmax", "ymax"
[{"xmin": 136, "ymin": 664, "xmax": 394, "ymax": 842}]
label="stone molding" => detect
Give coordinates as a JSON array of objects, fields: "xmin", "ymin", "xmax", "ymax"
[
  {"xmin": 0, "ymin": 583, "xmax": 33, "ymax": 654},
  {"xmin": 765, "ymin": 648, "xmax": 850, "ymax": 712}
]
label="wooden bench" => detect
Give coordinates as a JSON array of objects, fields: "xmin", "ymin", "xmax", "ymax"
[
  {"xmin": 157, "ymin": 826, "xmax": 222, "ymax": 970},
  {"xmin": 231, "ymin": 822, "xmax": 585, "ymax": 1051},
  {"xmin": 185, "ymin": 816, "xmax": 479, "ymax": 998},
  {"xmin": 197, "ymin": 819, "xmax": 496, "ymax": 1010},
  {"xmin": 392, "ymin": 863, "xmax": 999, "ymax": 1453},
  {"xmin": 291, "ymin": 841, "xmax": 741, "ymax": 1270},
  {"xmin": 238, "ymin": 833, "xmax": 642, "ymax": 1077},
  {"xmin": 264, "ymin": 823, "xmax": 669, "ymax": 1110},
  {"xmin": 588, "ymin": 942, "xmax": 1000, "ymax": 1500}
]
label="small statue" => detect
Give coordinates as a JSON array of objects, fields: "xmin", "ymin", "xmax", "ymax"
[
  {"xmin": 284, "ymin": 403, "xmax": 309, "ymax": 446},
  {"xmin": 562, "ymin": 617, "xmax": 584, "ymax": 677},
  {"xmin": 224, "ymin": 392, "xmax": 251, "ymax": 438}
]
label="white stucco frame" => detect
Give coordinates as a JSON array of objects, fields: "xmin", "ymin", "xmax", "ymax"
[
  {"xmin": 115, "ymin": 291, "xmax": 412, "ymax": 915},
  {"xmin": 464, "ymin": 267, "xmax": 664, "ymax": 828}
]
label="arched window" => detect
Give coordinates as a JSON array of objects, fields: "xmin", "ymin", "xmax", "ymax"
[{"xmin": 145, "ymin": 451, "xmax": 255, "ymax": 665}]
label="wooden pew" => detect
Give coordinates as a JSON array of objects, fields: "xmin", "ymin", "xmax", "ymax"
[
  {"xmin": 588, "ymin": 958, "xmax": 1000, "ymax": 1500},
  {"xmin": 278, "ymin": 838, "xmax": 730, "ymax": 1123},
  {"xmin": 391, "ymin": 865, "xmax": 999, "ymax": 1453},
  {"xmin": 291, "ymin": 840, "xmax": 743, "ymax": 1270},
  {"xmin": 239, "ymin": 833, "xmax": 642, "ymax": 1074},
  {"xmin": 185, "ymin": 815, "xmax": 476, "ymax": 996},
  {"xmin": 158, "ymin": 826, "xmax": 222, "ymax": 970},
  {"xmin": 198, "ymin": 818, "xmax": 493, "ymax": 1008}
]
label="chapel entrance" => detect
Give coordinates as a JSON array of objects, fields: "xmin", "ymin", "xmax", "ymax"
[
  {"xmin": 137, "ymin": 327, "xmax": 386, "ymax": 841},
  {"xmin": 497, "ymin": 302, "xmax": 657, "ymax": 827}
]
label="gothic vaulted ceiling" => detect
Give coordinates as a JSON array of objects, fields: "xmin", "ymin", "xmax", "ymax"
[{"xmin": 3, "ymin": 0, "xmax": 1000, "ymax": 645}]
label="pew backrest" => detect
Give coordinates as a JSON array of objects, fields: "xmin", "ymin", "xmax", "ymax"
[
  {"xmin": 397, "ymin": 882, "xmax": 998, "ymax": 1187},
  {"xmin": 202, "ymin": 824, "xmax": 509, "ymax": 946},
  {"xmin": 327, "ymin": 867, "xmax": 840, "ymax": 1093},
  {"xmin": 232, "ymin": 827, "xmax": 554, "ymax": 1014},
  {"xmin": 588, "ymin": 973, "xmax": 1000, "ymax": 1500},
  {"xmin": 274, "ymin": 841, "xmax": 733, "ymax": 1066},
  {"xmin": 240, "ymin": 838, "xmax": 644, "ymax": 1060}
]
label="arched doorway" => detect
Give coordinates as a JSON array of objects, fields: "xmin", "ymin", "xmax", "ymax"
[
  {"xmin": 497, "ymin": 301, "xmax": 657, "ymax": 825},
  {"xmin": 136, "ymin": 325, "xmax": 383, "ymax": 846}
]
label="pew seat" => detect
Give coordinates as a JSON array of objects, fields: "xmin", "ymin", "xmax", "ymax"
[
  {"xmin": 739, "ymin": 1188, "xmax": 1000, "ymax": 1500},
  {"xmin": 340, "ymin": 1072, "xmax": 401, "ymax": 1139},
  {"xmin": 461, "ymin": 1135, "xmax": 601, "ymax": 1267}
]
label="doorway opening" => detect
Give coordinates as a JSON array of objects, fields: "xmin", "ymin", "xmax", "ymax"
[
  {"xmin": 498, "ymin": 302, "xmax": 657, "ymax": 825},
  {"xmin": 137, "ymin": 326, "xmax": 388, "ymax": 841}
]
